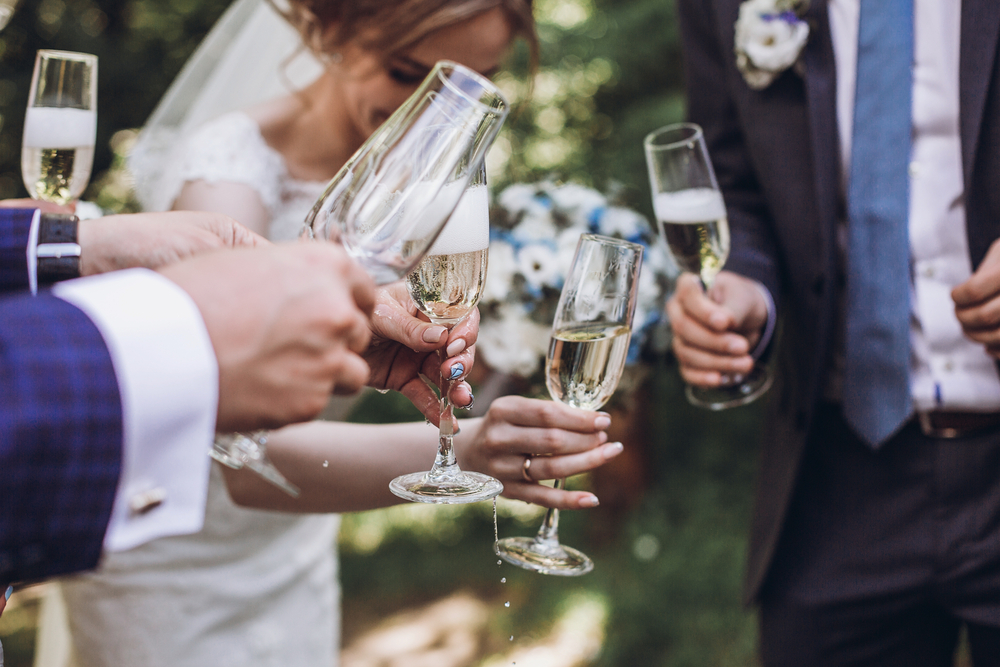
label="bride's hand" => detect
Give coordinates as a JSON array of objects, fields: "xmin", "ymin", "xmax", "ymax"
[
  {"xmin": 455, "ymin": 396, "xmax": 625, "ymax": 510},
  {"xmin": 78, "ymin": 211, "xmax": 269, "ymax": 276},
  {"xmin": 365, "ymin": 282, "xmax": 476, "ymax": 425}
]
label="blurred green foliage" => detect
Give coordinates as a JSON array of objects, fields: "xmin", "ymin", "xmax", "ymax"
[{"xmin": 0, "ymin": 0, "xmax": 230, "ymax": 200}]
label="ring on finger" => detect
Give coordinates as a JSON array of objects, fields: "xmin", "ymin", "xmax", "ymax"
[{"xmin": 521, "ymin": 455, "xmax": 535, "ymax": 483}]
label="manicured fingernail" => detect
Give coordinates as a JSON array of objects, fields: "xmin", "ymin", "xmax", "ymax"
[
  {"xmin": 5, "ymin": 585, "xmax": 12, "ymax": 600},
  {"xmin": 446, "ymin": 339, "xmax": 467, "ymax": 357},
  {"xmin": 462, "ymin": 391, "xmax": 475, "ymax": 410},
  {"xmin": 448, "ymin": 363, "xmax": 465, "ymax": 380},
  {"xmin": 594, "ymin": 415, "xmax": 611, "ymax": 430},
  {"xmin": 423, "ymin": 326, "xmax": 447, "ymax": 344},
  {"xmin": 719, "ymin": 373, "xmax": 732, "ymax": 385},
  {"xmin": 603, "ymin": 442, "xmax": 624, "ymax": 459},
  {"xmin": 580, "ymin": 494, "xmax": 600, "ymax": 508}
]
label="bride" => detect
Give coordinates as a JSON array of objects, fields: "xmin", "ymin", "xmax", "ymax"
[{"xmin": 46, "ymin": 1, "xmax": 624, "ymax": 665}]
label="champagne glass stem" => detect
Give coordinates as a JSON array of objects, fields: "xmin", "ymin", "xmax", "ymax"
[
  {"xmin": 433, "ymin": 347, "xmax": 458, "ymax": 471},
  {"xmin": 534, "ymin": 478, "xmax": 565, "ymax": 546}
]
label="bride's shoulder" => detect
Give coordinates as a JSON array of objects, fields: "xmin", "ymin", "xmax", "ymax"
[{"xmin": 245, "ymin": 94, "xmax": 305, "ymax": 153}]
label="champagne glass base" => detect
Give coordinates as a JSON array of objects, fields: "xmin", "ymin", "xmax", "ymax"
[
  {"xmin": 211, "ymin": 432, "xmax": 301, "ymax": 498},
  {"xmin": 494, "ymin": 536, "xmax": 594, "ymax": 576},
  {"xmin": 389, "ymin": 470, "xmax": 503, "ymax": 504},
  {"xmin": 686, "ymin": 364, "xmax": 773, "ymax": 411}
]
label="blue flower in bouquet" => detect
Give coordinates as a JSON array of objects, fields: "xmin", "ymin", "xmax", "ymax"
[{"xmin": 479, "ymin": 180, "xmax": 677, "ymax": 382}]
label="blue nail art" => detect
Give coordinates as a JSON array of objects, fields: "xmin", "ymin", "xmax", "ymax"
[
  {"xmin": 5, "ymin": 585, "xmax": 12, "ymax": 600},
  {"xmin": 448, "ymin": 363, "xmax": 464, "ymax": 380}
]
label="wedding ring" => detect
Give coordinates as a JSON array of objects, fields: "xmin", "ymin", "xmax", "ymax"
[{"xmin": 521, "ymin": 455, "xmax": 535, "ymax": 483}]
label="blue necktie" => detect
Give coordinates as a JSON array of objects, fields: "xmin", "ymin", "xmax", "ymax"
[{"xmin": 842, "ymin": 0, "xmax": 914, "ymax": 447}]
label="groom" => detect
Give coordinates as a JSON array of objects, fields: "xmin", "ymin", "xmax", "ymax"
[{"xmin": 670, "ymin": 0, "xmax": 1000, "ymax": 663}]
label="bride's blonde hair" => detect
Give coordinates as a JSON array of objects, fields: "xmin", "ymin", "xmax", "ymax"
[{"xmin": 268, "ymin": 0, "xmax": 538, "ymax": 70}]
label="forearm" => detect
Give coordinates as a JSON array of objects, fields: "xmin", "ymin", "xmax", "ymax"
[{"xmin": 222, "ymin": 418, "xmax": 484, "ymax": 513}]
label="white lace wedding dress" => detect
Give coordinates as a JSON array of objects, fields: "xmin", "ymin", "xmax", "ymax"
[{"xmin": 57, "ymin": 112, "xmax": 342, "ymax": 667}]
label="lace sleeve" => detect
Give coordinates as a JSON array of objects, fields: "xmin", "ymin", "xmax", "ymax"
[{"xmin": 170, "ymin": 112, "xmax": 287, "ymax": 214}]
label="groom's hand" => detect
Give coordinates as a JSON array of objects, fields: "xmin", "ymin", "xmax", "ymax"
[
  {"xmin": 954, "ymin": 237, "xmax": 1000, "ymax": 358},
  {"xmin": 365, "ymin": 282, "xmax": 477, "ymax": 426},
  {"xmin": 79, "ymin": 211, "xmax": 269, "ymax": 276},
  {"xmin": 158, "ymin": 242, "xmax": 376, "ymax": 432},
  {"xmin": 667, "ymin": 270, "xmax": 768, "ymax": 387}
]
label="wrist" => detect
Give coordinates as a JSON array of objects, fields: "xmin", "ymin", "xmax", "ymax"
[{"xmin": 36, "ymin": 212, "xmax": 81, "ymax": 284}]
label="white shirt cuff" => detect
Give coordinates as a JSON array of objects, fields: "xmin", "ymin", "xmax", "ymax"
[
  {"xmin": 53, "ymin": 268, "xmax": 218, "ymax": 552},
  {"xmin": 750, "ymin": 281, "xmax": 776, "ymax": 360},
  {"xmin": 27, "ymin": 208, "xmax": 40, "ymax": 295}
]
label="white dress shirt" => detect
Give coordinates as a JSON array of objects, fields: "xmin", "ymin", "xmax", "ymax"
[
  {"xmin": 52, "ymin": 269, "xmax": 217, "ymax": 551},
  {"xmin": 828, "ymin": 0, "xmax": 1000, "ymax": 412}
]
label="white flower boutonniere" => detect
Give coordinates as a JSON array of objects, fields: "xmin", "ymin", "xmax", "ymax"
[{"xmin": 735, "ymin": 0, "xmax": 810, "ymax": 90}]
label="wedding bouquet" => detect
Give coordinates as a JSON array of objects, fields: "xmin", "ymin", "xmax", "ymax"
[{"xmin": 477, "ymin": 180, "xmax": 676, "ymax": 389}]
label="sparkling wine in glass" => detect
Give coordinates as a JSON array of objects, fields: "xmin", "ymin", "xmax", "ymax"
[
  {"xmin": 389, "ymin": 165, "xmax": 503, "ymax": 504},
  {"xmin": 212, "ymin": 61, "xmax": 509, "ymax": 497},
  {"xmin": 644, "ymin": 122, "xmax": 772, "ymax": 410},
  {"xmin": 22, "ymin": 50, "xmax": 97, "ymax": 205},
  {"xmin": 495, "ymin": 233, "xmax": 642, "ymax": 575}
]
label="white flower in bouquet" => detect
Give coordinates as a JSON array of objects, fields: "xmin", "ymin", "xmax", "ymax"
[
  {"xmin": 510, "ymin": 211, "xmax": 560, "ymax": 244},
  {"xmin": 599, "ymin": 206, "xmax": 645, "ymax": 239},
  {"xmin": 477, "ymin": 303, "xmax": 552, "ymax": 377},
  {"xmin": 734, "ymin": 0, "xmax": 810, "ymax": 90},
  {"xmin": 548, "ymin": 182, "xmax": 608, "ymax": 226},
  {"xmin": 482, "ymin": 241, "xmax": 517, "ymax": 303},
  {"xmin": 516, "ymin": 242, "xmax": 561, "ymax": 291},
  {"xmin": 497, "ymin": 182, "xmax": 551, "ymax": 220},
  {"xmin": 556, "ymin": 227, "xmax": 584, "ymax": 278}
]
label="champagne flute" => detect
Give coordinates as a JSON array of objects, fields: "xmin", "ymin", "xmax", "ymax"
[
  {"xmin": 495, "ymin": 233, "xmax": 643, "ymax": 575},
  {"xmin": 211, "ymin": 61, "xmax": 509, "ymax": 496},
  {"xmin": 389, "ymin": 164, "xmax": 502, "ymax": 504},
  {"xmin": 22, "ymin": 50, "xmax": 97, "ymax": 204},
  {"xmin": 644, "ymin": 122, "xmax": 772, "ymax": 410}
]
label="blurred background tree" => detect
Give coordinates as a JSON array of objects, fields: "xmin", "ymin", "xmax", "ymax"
[{"xmin": 0, "ymin": 0, "xmax": 764, "ymax": 665}]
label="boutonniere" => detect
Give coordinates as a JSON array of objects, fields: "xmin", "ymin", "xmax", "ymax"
[{"xmin": 734, "ymin": 0, "xmax": 810, "ymax": 90}]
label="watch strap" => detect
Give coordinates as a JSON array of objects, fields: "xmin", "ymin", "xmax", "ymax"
[{"xmin": 37, "ymin": 213, "xmax": 81, "ymax": 284}]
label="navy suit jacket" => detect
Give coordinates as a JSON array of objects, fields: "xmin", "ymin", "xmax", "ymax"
[
  {"xmin": 0, "ymin": 208, "xmax": 123, "ymax": 583},
  {"xmin": 677, "ymin": 0, "xmax": 1000, "ymax": 603}
]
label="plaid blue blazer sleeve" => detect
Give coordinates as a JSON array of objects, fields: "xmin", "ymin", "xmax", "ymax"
[
  {"xmin": 0, "ymin": 289, "xmax": 122, "ymax": 583},
  {"xmin": 0, "ymin": 208, "xmax": 36, "ymax": 292}
]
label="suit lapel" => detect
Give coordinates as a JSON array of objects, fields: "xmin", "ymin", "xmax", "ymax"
[
  {"xmin": 960, "ymin": 0, "xmax": 1000, "ymax": 194},
  {"xmin": 800, "ymin": 0, "xmax": 840, "ymax": 259}
]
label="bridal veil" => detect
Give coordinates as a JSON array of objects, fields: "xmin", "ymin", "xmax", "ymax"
[{"xmin": 130, "ymin": 0, "xmax": 322, "ymax": 212}]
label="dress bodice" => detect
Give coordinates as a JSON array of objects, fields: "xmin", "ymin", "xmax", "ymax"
[{"xmin": 173, "ymin": 111, "xmax": 328, "ymax": 241}]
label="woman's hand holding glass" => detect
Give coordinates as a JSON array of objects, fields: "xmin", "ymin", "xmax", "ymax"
[
  {"xmin": 454, "ymin": 396, "xmax": 623, "ymax": 510},
  {"xmin": 365, "ymin": 281, "xmax": 477, "ymax": 423}
]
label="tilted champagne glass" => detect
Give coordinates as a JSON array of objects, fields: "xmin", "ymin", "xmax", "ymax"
[
  {"xmin": 22, "ymin": 50, "xmax": 97, "ymax": 205},
  {"xmin": 388, "ymin": 163, "xmax": 502, "ymax": 504},
  {"xmin": 211, "ymin": 61, "xmax": 509, "ymax": 496},
  {"xmin": 644, "ymin": 122, "xmax": 772, "ymax": 410},
  {"xmin": 495, "ymin": 234, "xmax": 643, "ymax": 575}
]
